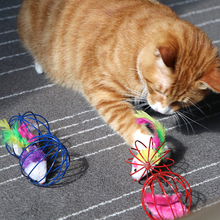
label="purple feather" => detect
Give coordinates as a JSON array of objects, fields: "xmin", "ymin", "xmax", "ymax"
[{"xmin": 21, "ymin": 145, "xmax": 46, "ymax": 169}]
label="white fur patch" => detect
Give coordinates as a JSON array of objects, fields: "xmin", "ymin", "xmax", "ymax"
[
  {"xmin": 151, "ymin": 102, "xmax": 173, "ymax": 115},
  {"xmin": 134, "ymin": 129, "xmax": 152, "ymax": 150},
  {"xmin": 34, "ymin": 61, "xmax": 43, "ymax": 74}
]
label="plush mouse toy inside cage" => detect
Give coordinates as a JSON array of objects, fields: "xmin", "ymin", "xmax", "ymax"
[{"xmin": 19, "ymin": 134, "xmax": 70, "ymax": 186}]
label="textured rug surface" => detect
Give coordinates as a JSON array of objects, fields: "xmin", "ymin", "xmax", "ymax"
[{"xmin": 0, "ymin": 0, "xmax": 220, "ymax": 219}]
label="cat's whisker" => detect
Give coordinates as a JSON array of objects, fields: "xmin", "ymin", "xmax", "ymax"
[
  {"xmin": 133, "ymin": 99, "xmax": 149, "ymax": 109},
  {"xmin": 187, "ymin": 99, "xmax": 207, "ymax": 117},
  {"xmin": 177, "ymin": 111, "xmax": 193, "ymax": 135},
  {"xmin": 174, "ymin": 113, "xmax": 182, "ymax": 131},
  {"xmin": 206, "ymin": 99, "xmax": 214, "ymax": 109},
  {"xmin": 181, "ymin": 102, "xmax": 196, "ymax": 118},
  {"xmin": 123, "ymin": 89, "xmax": 148, "ymax": 103},
  {"xmin": 123, "ymin": 94, "xmax": 149, "ymax": 111},
  {"xmin": 129, "ymin": 68, "xmax": 138, "ymax": 72},
  {"xmin": 183, "ymin": 102, "xmax": 191, "ymax": 113},
  {"xmin": 123, "ymin": 95, "xmax": 146, "ymax": 103},
  {"xmin": 114, "ymin": 78, "xmax": 146, "ymax": 100},
  {"xmin": 202, "ymin": 100, "xmax": 212, "ymax": 111},
  {"xmin": 144, "ymin": 105, "xmax": 152, "ymax": 111},
  {"xmin": 122, "ymin": 85, "xmax": 145, "ymax": 98},
  {"xmin": 137, "ymin": 97, "xmax": 148, "ymax": 103},
  {"xmin": 177, "ymin": 111, "xmax": 210, "ymax": 133},
  {"xmin": 135, "ymin": 102, "xmax": 149, "ymax": 108},
  {"xmin": 121, "ymin": 82, "xmax": 148, "ymax": 101}
]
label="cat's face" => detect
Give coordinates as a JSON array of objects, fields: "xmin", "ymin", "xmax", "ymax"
[
  {"xmin": 147, "ymin": 83, "xmax": 209, "ymax": 114},
  {"xmin": 146, "ymin": 79, "xmax": 210, "ymax": 115},
  {"xmin": 137, "ymin": 39, "xmax": 220, "ymax": 115},
  {"xmin": 145, "ymin": 52, "xmax": 211, "ymax": 114}
]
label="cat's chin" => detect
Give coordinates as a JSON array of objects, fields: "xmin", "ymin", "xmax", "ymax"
[{"xmin": 150, "ymin": 102, "xmax": 174, "ymax": 115}]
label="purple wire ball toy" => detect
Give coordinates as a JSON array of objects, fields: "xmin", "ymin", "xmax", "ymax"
[{"xmin": 2, "ymin": 111, "xmax": 70, "ymax": 186}]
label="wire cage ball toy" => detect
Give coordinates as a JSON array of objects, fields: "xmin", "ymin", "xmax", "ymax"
[
  {"xmin": 126, "ymin": 139, "xmax": 175, "ymax": 182},
  {"xmin": 19, "ymin": 134, "xmax": 70, "ymax": 186},
  {"xmin": 1, "ymin": 111, "xmax": 70, "ymax": 186},
  {"xmin": 126, "ymin": 139, "xmax": 192, "ymax": 219},
  {"xmin": 4, "ymin": 111, "xmax": 50, "ymax": 158},
  {"xmin": 141, "ymin": 169, "xmax": 192, "ymax": 220}
]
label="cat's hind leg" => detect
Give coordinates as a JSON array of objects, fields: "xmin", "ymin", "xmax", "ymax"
[{"xmin": 34, "ymin": 61, "xmax": 44, "ymax": 74}]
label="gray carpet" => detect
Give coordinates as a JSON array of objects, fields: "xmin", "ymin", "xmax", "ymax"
[{"xmin": 0, "ymin": 0, "xmax": 220, "ymax": 219}]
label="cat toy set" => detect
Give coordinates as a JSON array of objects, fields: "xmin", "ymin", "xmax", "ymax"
[
  {"xmin": 126, "ymin": 111, "xmax": 192, "ymax": 220},
  {"xmin": 0, "ymin": 111, "xmax": 70, "ymax": 186}
]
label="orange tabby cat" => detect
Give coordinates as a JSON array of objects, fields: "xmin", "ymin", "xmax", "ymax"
[{"xmin": 18, "ymin": 0, "xmax": 220, "ymax": 147}]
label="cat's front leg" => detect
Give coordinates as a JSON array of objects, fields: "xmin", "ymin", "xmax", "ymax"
[{"xmin": 85, "ymin": 89, "xmax": 153, "ymax": 148}]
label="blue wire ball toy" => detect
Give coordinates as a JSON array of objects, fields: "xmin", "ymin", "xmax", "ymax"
[
  {"xmin": 0, "ymin": 111, "xmax": 70, "ymax": 186},
  {"xmin": 4, "ymin": 111, "xmax": 50, "ymax": 158},
  {"xmin": 20, "ymin": 134, "xmax": 70, "ymax": 186}
]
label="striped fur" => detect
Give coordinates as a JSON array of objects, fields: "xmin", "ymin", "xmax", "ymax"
[{"xmin": 18, "ymin": 0, "xmax": 220, "ymax": 146}]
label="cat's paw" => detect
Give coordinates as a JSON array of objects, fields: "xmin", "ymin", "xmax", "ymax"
[
  {"xmin": 34, "ymin": 61, "xmax": 44, "ymax": 74},
  {"xmin": 134, "ymin": 129, "xmax": 152, "ymax": 151}
]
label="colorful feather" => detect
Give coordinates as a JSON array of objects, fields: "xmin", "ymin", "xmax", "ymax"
[
  {"xmin": 136, "ymin": 148, "xmax": 161, "ymax": 165},
  {"xmin": 0, "ymin": 119, "xmax": 11, "ymax": 131},
  {"xmin": 0, "ymin": 120, "xmax": 29, "ymax": 149},
  {"xmin": 134, "ymin": 111, "xmax": 166, "ymax": 148}
]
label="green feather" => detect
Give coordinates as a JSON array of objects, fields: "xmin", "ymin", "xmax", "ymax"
[
  {"xmin": 0, "ymin": 120, "xmax": 29, "ymax": 148},
  {"xmin": 134, "ymin": 110, "xmax": 166, "ymax": 143}
]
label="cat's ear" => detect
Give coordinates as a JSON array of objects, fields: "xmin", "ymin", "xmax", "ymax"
[
  {"xmin": 155, "ymin": 46, "xmax": 177, "ymax": 69},
  {"xmin": 198, "ymin": 66, "xmax": 220, "ymax": 93}
]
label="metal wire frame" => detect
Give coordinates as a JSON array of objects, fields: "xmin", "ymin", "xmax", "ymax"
[
  {"xmin": 5, "ymin": 111, "xmax": 50, "ymax": 158},
  {"xmin": 126, "ymin": 139, "xmax": 192, "ymax": 219},
  {"xmin": 2, "ymin": 111, "xmax": 70, "ymax": 186},
  {"xmin": 140, "ymin": 169, "xmax": 192, "ymax": 220},
  {"xmin": 19, "ymin": 134, "xmax": 70, "ymax": 186},
  {"xmin": 126, "ymin": 138, "xmax": 175, "ymax": 182}
]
